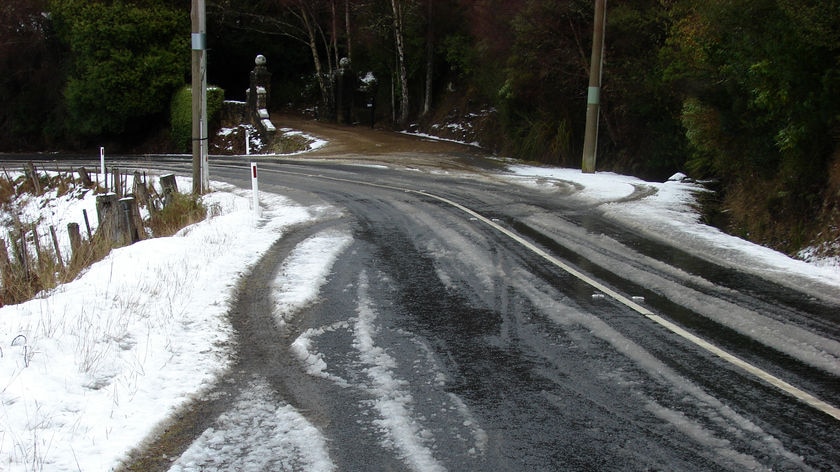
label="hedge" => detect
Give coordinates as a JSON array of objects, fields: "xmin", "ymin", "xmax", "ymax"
[{"xmin": 170, "ymin": 86, "xmax": 225, "ymax": 153}]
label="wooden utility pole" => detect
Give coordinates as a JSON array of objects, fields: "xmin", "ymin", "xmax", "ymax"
[
  {"xmin": 191, "ymin": 0, "xmax": 208, "ymax": 194},
  {"xmin": 581, "ymin": 0, "xmax": 606, "ymax": 173}
]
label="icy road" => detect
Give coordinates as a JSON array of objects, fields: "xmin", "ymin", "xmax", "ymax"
[{"xmin": 113, "ymin": 137, "xmax": 840, "ymax": 472}]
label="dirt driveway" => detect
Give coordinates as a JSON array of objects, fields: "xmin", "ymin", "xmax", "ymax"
[{"xmin": 266, "ymin": 115, "xmax": 506, "ymax": 173}]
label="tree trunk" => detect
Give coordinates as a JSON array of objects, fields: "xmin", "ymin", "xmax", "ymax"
[
  {"xmin": 331, "ymin": 0, "xmax": 340, "ymax": 66},
  {"xmin": 390, "ymin": 0, "xmax": 410, "ymax": 127},
  {"xmin": 300, "ymin": 5, "xmax": 330, "ymax": 110},
  {"xmin": 345, "ymin": 0, "xmax": 352, "ymax": 64},
  {"xmin": 422, "ymin": 0, "xmax": 433, "ymax": 117}
]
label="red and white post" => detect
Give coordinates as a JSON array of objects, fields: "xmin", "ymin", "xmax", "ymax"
[{"xmin": 250, "ymin": 162, "xmax": 261, "ymax": 222}]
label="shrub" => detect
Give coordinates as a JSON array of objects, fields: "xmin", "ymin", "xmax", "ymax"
[
  {"xmin": 50, "ymin": 0, "xmax": 188, "ymax": 138},
  {"xmin": 170, "ymin": 86, "xmax": 225, "ymax": 153},
  {"xmin": 0, "ymin": 175, "xmax": 15, "ymax": 205},
  {"xmin": 148, "ymin": 191, "xmax": 207, "ymax": 237}
]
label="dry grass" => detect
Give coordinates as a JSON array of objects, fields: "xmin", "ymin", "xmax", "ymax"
[
  {"xmin": 0, "ymin": 175, "xmax": 15, "ymax": 205},
  {"xmin": 807, "ymin": 151, "xmax": 840, "ymax": 258},
  {"xmin": 147, "ymin": 191, "xmax": 207, "ymax": 237},
  {"xmin": 268, "ymin": 132, "xmax": 312, "ymax": 154},
  {"xmin": 2, "ymin": 171, "xmax": 208, "ymax": 306}
]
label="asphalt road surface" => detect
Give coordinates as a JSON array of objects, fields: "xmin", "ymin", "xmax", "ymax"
[{"xmin": 25, "ymin": 119, "xmax": 840, "ymax": 471}]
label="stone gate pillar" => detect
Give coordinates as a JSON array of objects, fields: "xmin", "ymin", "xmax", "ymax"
[{"xmin": 246, "ymin": 54, "xmax": 272, "ymax": 124}]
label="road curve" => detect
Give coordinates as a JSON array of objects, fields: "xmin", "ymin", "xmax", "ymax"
[{"xmin": 64, "ymin": 121, "xmax": 840, "ymax": 471}]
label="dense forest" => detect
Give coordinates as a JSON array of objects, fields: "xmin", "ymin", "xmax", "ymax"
[{"xmin": 1, "ymin": 0, "xmax": 838, "ymax": 258}]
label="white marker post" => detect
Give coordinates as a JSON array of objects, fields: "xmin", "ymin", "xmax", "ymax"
[
  {"xmin": 245, "ymin": 128, "xmax": 251, "ymax": 155},
  {"xmin": 100, "ymin": 146, "xmax": 106, "ymax": 188},
  {"xmin": 250, "ymin": 162, "xmax": 260, "ymax": 222}
]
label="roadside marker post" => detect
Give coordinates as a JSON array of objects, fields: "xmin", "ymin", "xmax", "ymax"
[
  {"xmin": 250, "ymin": 162, "xmax": 260, "ymax": 222},
  {"xmin": 100, "ymin": 147, "xmax": 106, "ymax": 188}
]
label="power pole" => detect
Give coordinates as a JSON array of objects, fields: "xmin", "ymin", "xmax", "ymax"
[
  {"xmin": 581, "ymin": 0, "xmax": 606, "ymax": 174},
  {"xmin": 191, "ymin": 0, "xmax": 208, "ymax": 194}
]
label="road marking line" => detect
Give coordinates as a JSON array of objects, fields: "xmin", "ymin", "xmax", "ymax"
[
  {"xmin": 416, "ymin": 190, "xmax": 840, "ymax": 422},
  {"xmin": 265, "ymin": 166, "xmax": 840, "ymax": 422},
  {"xmin": 646, "ymin": 314, "xmax": 840, "ymax": 421}
]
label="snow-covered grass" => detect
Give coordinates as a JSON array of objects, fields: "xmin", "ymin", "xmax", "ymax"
[
  {"xmin": 0, "ymin": 176, "xmax": 331, "ymax": 471},
  {"xmin": 1, "ymin": 145, "xmax": 838, "ymax": 471},
  {"xmin": 212, "ymin": 124, "xmax": 327, "ymax": 156}
]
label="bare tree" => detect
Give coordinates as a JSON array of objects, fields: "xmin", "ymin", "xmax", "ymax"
[
  {"xmin": 390, "ymin": 0, "xmax": 410, "ymax": 127},
  {"xmin": 208, "ymin": 0, "xmax": 345, "ymax": 112},
  {"xmin": 344, "ymin": 0, "xmax": 353, "ymax": 63},
  {"xmin": 296, "ymin": 2, "xmax": 332, "ymax": 108},
  {"xmin": 421, "ymin": 0, "xmax": 433, "ymax": 117}
]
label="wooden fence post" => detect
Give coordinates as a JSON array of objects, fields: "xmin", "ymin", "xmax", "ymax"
[
  {"xmin": 133, "ymin": 171, "xmax": 150, "ymax": 207},
  {"xmin": 24, "ymin": 161, "xmax": 42, "ymax": 195},
  {"xmin": 0, "ymin": 238, "xmax": 9, "ymax": 283},
  {"xmin": 119, "ymin": 197, "xmax": 142, "ymax": 244},
  {"xmin": 96, "ymin": 193, "xmax": 121, "ymax": 243},
  {"xmin": 67, "ymin": 223, "xmax": 82, "ymax": 262},
  {"xmin": 82, "ymin": 209, "xmax": 93, "ymax": 240},
  {"xmin": 77, "ymin": 167, "xmax": 92, "ymax": 187},
  {"xmin": 30, "ymin": 225, "xmax": 44, "ymax": 270},
  {"xmin": 112, "ymin": 168, "xmax": 121, "ymax": 197},
  {"xmin": 10, "ymin": 229, "xmax": 29, "ymax": 280},
  {"xmin": 49, "ymin": 226, "xmax": 64, "ymax": 269},
  {"xmin": 0, "ymin": 238, "xmax": 7, "ymax": 306},
  {"xmin": 160, "ymin": 174, "xmax": 178, "ymax": 206}
]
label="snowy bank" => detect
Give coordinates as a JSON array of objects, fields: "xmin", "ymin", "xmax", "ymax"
[
  {"xmin": 0, "ymin": 178, "xmax": 331, "ymax": 471},
  {"xmin": 501, "ymin": 165, "xmax": 840, "ymax": 301}
]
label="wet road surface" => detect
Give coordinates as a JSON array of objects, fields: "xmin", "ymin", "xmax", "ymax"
[
  {"xmin": 30, "ymin": 127, "xmax": 838, "ymax": 471},
  {"xmin": 142, "ymin": 153, "xmax": 840, "ymax": 471}
]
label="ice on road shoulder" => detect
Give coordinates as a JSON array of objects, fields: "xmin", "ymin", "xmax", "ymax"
[
  {"xmin": 169, "ymin": 375, "xmax": 335, "ymax": 472},
  {"xmin": 501, "ymin": 165, "xmax": 840, "ymax": 296}
]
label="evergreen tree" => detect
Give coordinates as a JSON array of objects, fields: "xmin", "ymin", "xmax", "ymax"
[{"xmin": 49, "ymin": 0, "xmax": 188, "ymax": 140}]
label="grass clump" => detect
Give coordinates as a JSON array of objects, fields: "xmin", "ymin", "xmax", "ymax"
[
  {"xmin": 0, "ymin": 175, "xmax": 15, "ymax": 204},
  {"xmin": 148, "ymin": 191, "xmax": 207, "ymax": 237},
  {"xmin": 268, "ymin": 132, "xmax": 312, "ymax": 154}
]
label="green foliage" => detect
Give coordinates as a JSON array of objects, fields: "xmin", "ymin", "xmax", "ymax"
[
  {"xmin": 170, "ymin": 86, "xmax": 225, "ymax": 153},
  {"xmin": 442, "ymin": 34, "xmax": 476, "ymax": 78},
  {"xmin": 663, "ymin": 0, "xmax": 840, "ymax": 249},
  {"xmin": 491, "ymin": 1, "xmax": 588, "ymax": 165},
  {"xmin": 475, "ymin": 0, "xmax": 688, "ymax": 177},
  {"xmin": 665, "ymin": 0, "xmax": 839, "ymax": 175},
  {"xmin": 170, "ymin": 87, "xmax": 192, "ymax": 153},
  {"xmin": 49, "ymin": 0, "xmax": 188, "ymax": 139}
]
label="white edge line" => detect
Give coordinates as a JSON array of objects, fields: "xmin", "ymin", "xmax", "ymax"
[{"xmin": 412, "ymin": 190, "xmax": 840, "ymax": 422}]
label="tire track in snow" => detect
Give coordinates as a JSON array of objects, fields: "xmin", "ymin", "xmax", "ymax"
[{"xmin": 352, "ymin": 271, "xmax": 447, "ymax": 472}]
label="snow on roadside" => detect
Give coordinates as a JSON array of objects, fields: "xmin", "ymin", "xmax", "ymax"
[
  {"xmin": 501, "ymin": 166, "xmax": 840, "ymax": 297},
  {"xmin": 271, "ymin": 230, "xmax": 353, "ymax": 326},
  {"xmin": 1, "ymin": 174, "xmax": 102, "ymax": 260},
  {"xmin": 0, "ymin": 178, "xmax": 331, "ymax": 471},
  {"xmin": 169, "ymin": 376, "xmax": 335, "ymax": 472}
]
